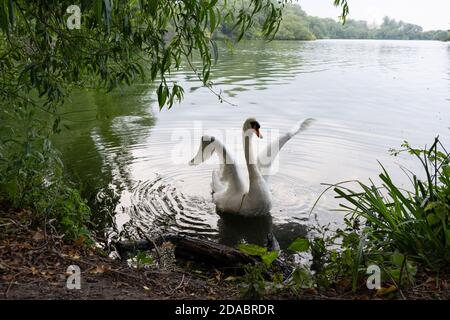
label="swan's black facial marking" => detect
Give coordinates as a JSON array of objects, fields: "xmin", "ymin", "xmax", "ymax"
[
  {"xmin": 202, "ymin": 135, "xmax": 215, "ymax": 142},
  {"xmin": 250, "ymin": 121, "xmax": 262, "ymax": 138},
  {"xmin": 250, "ymin": 121, "xmax": 260, "ymax": 130}
]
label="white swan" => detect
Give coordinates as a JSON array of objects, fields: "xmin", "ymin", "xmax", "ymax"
[{"xmin": 189, "ymin": 118, "xmax": 314, "ymax": 217}]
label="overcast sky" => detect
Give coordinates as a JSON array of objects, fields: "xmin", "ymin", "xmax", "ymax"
[{"xmin": 297, "ymin": 0, "xmax": 450, "ymax": 31}]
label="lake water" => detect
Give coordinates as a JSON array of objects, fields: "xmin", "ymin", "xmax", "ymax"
[{"xmin": 54, "ymin": 40, "xmax": 450, "ymax": 248}]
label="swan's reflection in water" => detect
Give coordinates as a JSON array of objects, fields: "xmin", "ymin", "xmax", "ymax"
[
  {"xmin": 217, "ymin": 213, "xmax": 307, "ymax": 249},
  {"xmin": 121, "ymin": 178, "xmax": 308, "ymax": 249},
  {"xmin": 217, "ymin": 214, "xmax": 272, "ymax": 248}
]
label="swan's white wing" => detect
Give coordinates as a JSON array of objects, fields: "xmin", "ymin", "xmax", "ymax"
[
  {"xmin": 189, "ymin": 136, "xmax": 246, "ymax": 194},
  {"xmin": 212, "ymin": 163, "xmax": 245, "ymax": 195},
  {"xmin": 257, "ymin": 118, "xmax": 315, "ymax": 181}
]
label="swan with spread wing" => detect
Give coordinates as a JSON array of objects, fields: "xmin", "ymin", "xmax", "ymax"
[{"xmin": 189, "ymin": 118, "xmax": 314, "ymax": 216}]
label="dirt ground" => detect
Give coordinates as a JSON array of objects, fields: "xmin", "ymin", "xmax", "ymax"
[
  {"xmin": 0, "ymin": 209, "xmax": 448, "ymax": 300},
  {"xmin": 0, "ymin": 208, "xmax": 240, "ymax": 300}
]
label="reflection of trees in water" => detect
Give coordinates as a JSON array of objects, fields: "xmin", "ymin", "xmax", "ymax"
[
  {"xmin": 53, "ymin": 85, "xmax": 155, "ymax": 238},
  {"xmin": 184, "ymin": 41, "xmax": 306, "ymax": 96}
]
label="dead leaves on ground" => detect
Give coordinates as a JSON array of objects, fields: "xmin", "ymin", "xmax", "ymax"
[
  {"xmin": 31, "ymin": 230, "xmax": 45, "ymax": 242},
  {"xmin": 89, "ymin": 265, "xmax": 111, "ymax": 275},
  {"xmin": 376, "ymin": 285, "xmax": 398, "ymax": 297},
  {"xmin": 0, "ymin": 225, "xmax": 115, "ymax": 286}
]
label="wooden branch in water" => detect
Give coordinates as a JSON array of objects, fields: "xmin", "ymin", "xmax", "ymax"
[
  {"xmin": 114, "ymin": 233, "xmax": 291, "ymax": 277},
  {"xmin": 114, "ymin": 233, "xmax": 178, "ymax": 260},
  {"xmin": 115, "ymin": 234, "xmax": 256, "ymax": 267},
  {"xmin": 174, "ymin": 236, "xmax": 257, "ymax": 269}
]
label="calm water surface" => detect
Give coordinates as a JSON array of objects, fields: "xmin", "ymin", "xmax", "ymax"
[{"xmin": 54, "ymin": 40, "xmax": 450, "ymax": 248}]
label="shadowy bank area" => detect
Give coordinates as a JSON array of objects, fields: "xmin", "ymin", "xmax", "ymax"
[
  {"xmin": 0, "ymin": 208, "xmax": 239, "ymax": 300},
  {"xmin": 1, "ymin": 207, "xmax": 448, "ymax": 300}
]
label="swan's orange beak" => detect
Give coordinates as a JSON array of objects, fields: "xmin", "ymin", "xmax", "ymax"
[
  {"xmin": 250, "ymin": 120, "xmax": 262, "ymax": 139},
  {"xmin": 254, "ymin": 128, "xmax": 263, "ymax": 139}
]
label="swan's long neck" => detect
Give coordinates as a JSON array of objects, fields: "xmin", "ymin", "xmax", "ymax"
[
  {"xmin": 243, "ymin": 131, "xmax": 263, "ymax": 188},
  {"xmin": 189, "ymin": 137, "xmax": 231, "ymax": 166},
  {"xmin": 214, "ymin": 140, "xmax": 230, "ymax": 165}
]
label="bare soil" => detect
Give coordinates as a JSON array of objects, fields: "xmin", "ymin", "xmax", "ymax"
[
  {"xmin": 1, "ymin": 208, "xmax": 448, "ymax": 300},
  {"xmin": 0, "ymin": 209, "xmax": 238, "ymax": 300}
]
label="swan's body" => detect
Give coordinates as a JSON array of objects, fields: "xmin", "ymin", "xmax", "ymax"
[{"xmin": 189, "ymin": 118, "xmax": 313, "ymax": 217}]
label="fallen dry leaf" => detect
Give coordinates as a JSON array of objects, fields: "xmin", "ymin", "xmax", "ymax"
[
  {"xmin": 32, "ymin": 231, "xmax": 45, "ymax": 242},
  {"xmin": 73, "ymin": 236, "xmax": 86, "ymax": 247},
  {"xmin": 30, "ymin": 266, "xmax": 39, "ymax": 275},
  {"xmin": 90, "ymin": 265, "xmax": 110, "ymax": 274},
  {"xmin": 306, "ymin": 288, "xmax": 318, "ymax": 295},
  {"xmin": 67, "ymin": 250, "xmax": 80, "ymax": 260},
  {"xmin": 161, "ymin": 241, "xmax": 174, "ymax": 249},
  {"xmin": 337, "ymin": 278, "xmax": 351, "ymax": 289},
  {"xmin": 376, "ymin": 285, "xmax": 397, "ymax": 296},
  {"xmin": 224, "ymin": 276, "xmax": 237, "ymax": 282}
]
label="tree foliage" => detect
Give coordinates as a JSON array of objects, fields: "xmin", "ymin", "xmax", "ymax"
[
  {"xmin": 0, "ymin": 0, "xmax": 349, "ymax": 238},
  {"xmin": 0, "ymin": 0, "xmax": 289, "ymax": 113},
  {"xmin": 0, "ymin": 0, "xmax": 286, "ymax": 238},
  {"xmin": 217, "ymin": 3, "xmax": 449, "ymax": 41}
]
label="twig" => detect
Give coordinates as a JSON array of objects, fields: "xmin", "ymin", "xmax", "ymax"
[
  {"xmin": 137, "ymin": 227, "xmax": 162, "ymax": 265},
  {"xmin": 169, "ymin": 274, "xmax": 185, "ymax": 295},
  {"xmin": 4, "ymin": 272, "xmax": 23, "ymax": 298},
  {"xmin": 184, "ymin": 55, "xmax": 237, "ymax": 107}
]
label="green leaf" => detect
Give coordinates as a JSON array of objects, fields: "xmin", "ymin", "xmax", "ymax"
[
  {"xmin": 261, "ymin": 251, "xmax": 278, "ymax": 267},
  {"xmin": 446, "ymin": 230, "xmax": 450, "ymax": 246},
  {"xmin": 424, "ymin": 201, "xmax": 439, "ymax": 212},
  {"xmin": 210, "ymin": 40, "xmax": 218, "ymax": 64},
  {"xmin": 208, "ymin": 0, "xmax": 218, "ymax": 9},
  {"xmin": 95, "ymin": 0, "xmax": 103, "ymax": 24},
  {"xmin": 388, "ymin": 268, "xmax": 401, "ymax": 282},
  {"xmin": 291, "ymin": 267, "xmax": 313, "ymax": 288},
  {"xmin": 136, "ymin": 250, "xmax": 153, "ymax": 265},
  {"xmin": 238, "ymin": 243, "xmax": 267, "ymax": 257},
  {"xmin": 288, "ymin": 238, "xmax": 310, "ymax": 252},
  {"xmin": 209, "ymin": 8, "xmax": 216, "ymax": 33},
  {"xmin": 442, "ymin": 166, "xmax": 450, "ymax": 178},
  {"xmin": 148, "ymin": 0, "xmax": 158, "ymax": 18},
  {"xmin": 157, "ymin": 83, "xmax": 168, "ymax": 108},
  {"xmin": 391, "ymin": 251, "xmax": 405, "ymax": 267},
  {"xmin": 426, "ymin": 213, "xmax": 440, "ymax": 226},
  {"xmin": 3, "ymin": 178, "xmax": 19, "ymax": 199},
  {"xmin": 7, "ymin": 0, "xmax": 13, "ymax": 25},
  {"xmin": 0, "ymin": 0, "xmax": 9, "ymax": 35}
]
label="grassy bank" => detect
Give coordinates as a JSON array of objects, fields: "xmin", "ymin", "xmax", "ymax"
[{"xmin": 236, "ymin": 137, "xmax": 450, "ymax": 299}]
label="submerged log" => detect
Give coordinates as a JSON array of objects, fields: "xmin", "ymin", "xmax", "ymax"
[
  {"xmin": 174, "ymin": 236, "xmax": 257, "ymax": 268},
  {"xmin": 115, "ymin": 233, "xmax": 179, "ymax": 259},
  {"xmin": 115, "ymin": 234, "xmax": 256, "ymax": 266},
  {"xmin": 114, "ymin": 233, "xmax": 292, "ymax": 277}
]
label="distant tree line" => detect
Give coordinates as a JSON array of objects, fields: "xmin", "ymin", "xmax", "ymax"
[{"xmin": 217, "ymin": 3, "xmax": 449, "ymax": 41}]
